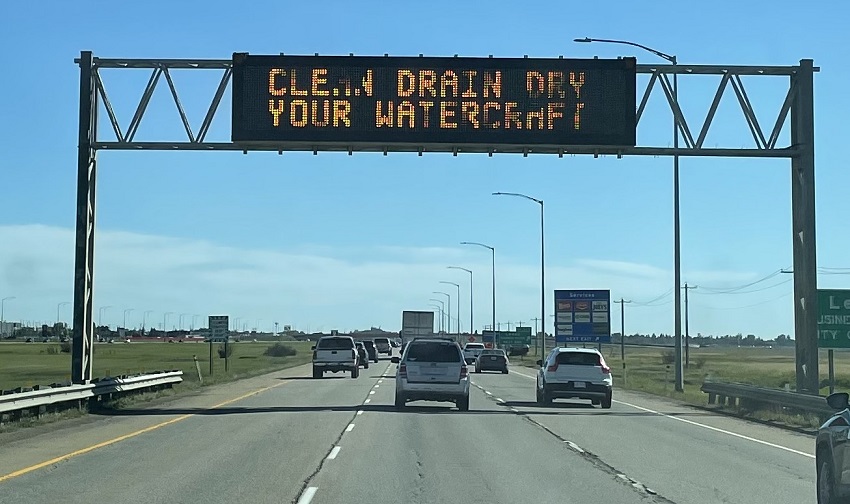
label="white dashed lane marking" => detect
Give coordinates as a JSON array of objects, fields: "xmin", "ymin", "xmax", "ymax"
[
  {"xmin": 326, "ymin": 446, "xmax": 341, "ymax": 460},
  {"xmin": 345, "ymin": 423, "xmax": 355, "ymax": 432}
]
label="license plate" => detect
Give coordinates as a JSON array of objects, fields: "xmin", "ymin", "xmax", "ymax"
[
  {"xmin": 573, "ymin": 382, "xmax": 586, "ymax": 388},
  {"xmin": 489, "ymin": 356, "xmax": 498, "ymax": 361}
]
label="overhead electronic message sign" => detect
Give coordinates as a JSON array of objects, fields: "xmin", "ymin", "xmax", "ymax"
[{"xmin": 231, "ymin": 53, "xmax": 636, "ymax": 152}]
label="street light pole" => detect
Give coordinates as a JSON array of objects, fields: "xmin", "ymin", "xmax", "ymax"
[
  {"xmin": 440, "ymin": 281, "xmax": 461, "ymax": 334},
  {"xmin": 447, "ymin": 266, "xmax": 473, "ymax": 335},
  {"xmin": 428, "ymin": 299, "xmax": 445, "ymax": 332},
  {"xmin": 98, "ymin": 305, "xmax": 112, "ymax": 327},
  {"xmin": 163, "ymin": 312, "xmax": 173, "ymax": 337},
  {"xmin": 492, "ymin": 192, "xmax": 545, "ymax": 357},
  {"xmin": 123, "ymin": 308, "xmax": 134, "ymax": 329},
  {"xmin": 433, "ymin": 292, "xmax": 451, "ymax": 335},
  {"xmin": 574, "ymin": 37, "xmax": 683, "ymax": 392},
  {"xmin": 57, "ymin": 302, "xmax": 71, "ymax": 324},
  {"xmin": 614, "ymin": 299, "xmax": 632, "ymax": 382},
  {"xmin": 1, "ymin": 296, "xmax": 15, "ymax": 336},
  {"xmin": 142, "ymin": 310, "xmax": 154, "ymax": 331},
  {"xmin": 461, "ymin": 242, "xmax": 496, "ymax": 347}
]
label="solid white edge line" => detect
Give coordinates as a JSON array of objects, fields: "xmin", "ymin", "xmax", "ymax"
[
  {"xmin": 327, "ymin": 446, "xmax": 341, "ymax": 460},
  {"xmin": 345, "ymin": 423, "xmax": 355, "ymax": 432},
  {"xmin": 297, "ymin": 486, "xmax": 318, "ymax": 504},
  {"xmin": 510, "ymin": 369, "xmax": 814, "ymax": 459}
]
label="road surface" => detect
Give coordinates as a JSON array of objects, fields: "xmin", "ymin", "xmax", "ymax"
[{"xmin": 0, "ymin": 358, "xmax": 816, "ymax": 503}]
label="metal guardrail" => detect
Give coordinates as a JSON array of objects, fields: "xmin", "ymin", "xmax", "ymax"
[
  {"xmin": 701, "ymin": 380, "xmax": 834, "ymax": 417},
  {"xmin": 0, "ymin": 371, "xmax": 183, "ymax": 416}
]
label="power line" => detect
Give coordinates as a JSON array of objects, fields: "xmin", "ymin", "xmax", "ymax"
[
  {"xmin": 698, "ymin": 268, "xmax": 788, "ymax": 294},
  {"xmin": 694, "ymin": 278, "xmax": 791, "ymax": 295},
  {"xmin": 691, "ymin": 291, "xmax": 792, "ymax": 311},
  {"xmin": 633, "ymin": 288, "xmax": 673, "ymax": 306}
]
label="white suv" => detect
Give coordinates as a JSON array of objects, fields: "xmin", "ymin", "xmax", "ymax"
[
  {"xmin": 392, "ymin": 338, "xmax": 470, "ymax": 411},
  {"xmin": 536, "ymin": 347, "xmax": 612, "ymax": 408}
]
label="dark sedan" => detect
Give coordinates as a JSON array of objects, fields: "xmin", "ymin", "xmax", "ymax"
[
  {"xmin": 816, "ymin": 392, "xmax": 850, "ymax": 503},
  {"xmin": 362, "ymin": 340, "xmax": 379, "ymax": 363},
  {"xmin": 474, "ymin": 349, "xmax": 509, "ymax": 374}
]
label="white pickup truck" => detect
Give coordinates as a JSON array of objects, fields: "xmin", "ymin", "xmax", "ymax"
[
  {"xmin": 462, "ymin": 342, "xmax": 486, "ymax": 364},
  {"xmin": 312, "ymin": 336, "xmax": 359, "ymax": 379}
]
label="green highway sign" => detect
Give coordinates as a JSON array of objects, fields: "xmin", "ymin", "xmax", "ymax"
[
  {"xmin": 500, "ymin": 327, "xmax": 532, "ymax": 346},
  {"xmin": 818, "ymin": 289, "xmax": 850, "ymax": 349}
]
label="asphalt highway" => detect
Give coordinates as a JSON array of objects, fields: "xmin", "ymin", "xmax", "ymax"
[{"xmin": 0, "ymin": 358, "xmax": 817, "ymax": 504}]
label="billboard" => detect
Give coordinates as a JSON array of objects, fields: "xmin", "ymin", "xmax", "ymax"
[
  {"xmin": 554, "ymin": 290, "xmax": 611, "ymax": 343},
  {"xmin": 231, "ymin": 54, "xmax": 636, "ymax": 152}
]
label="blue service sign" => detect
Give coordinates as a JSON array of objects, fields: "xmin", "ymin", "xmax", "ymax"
[{"xmin": 554, "ymin": 289, "xmax": 611, "ymax": 343}]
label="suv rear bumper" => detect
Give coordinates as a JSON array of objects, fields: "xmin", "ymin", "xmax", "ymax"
[
  {"xmin": 314, "ymin": 362, "xmax": 357, "ymax": 372},
  {"xmin": 397, "ymin": 380, "xmax": 470, "ymax": 401},
  {"xmin": 545, "ymin": 382, "xmax": 611, "ymax": 399}
]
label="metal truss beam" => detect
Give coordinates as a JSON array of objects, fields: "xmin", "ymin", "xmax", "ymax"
[{"xmin": 84, "ymin": 56, "xmax": 816, "ymax": 156}]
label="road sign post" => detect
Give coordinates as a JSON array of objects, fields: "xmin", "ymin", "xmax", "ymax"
[{"xmin": 817, "ymin": 289, "xmax": 850, "ymax": 393}]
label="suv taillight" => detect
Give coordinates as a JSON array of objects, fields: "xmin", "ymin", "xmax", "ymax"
[
  {"xmin": 547, "ymin": 363, "xmax": 559, "ymax": 372},
  {"xmin": 460, "ymin": 365, "xmax": 469, "ymax": 378},
  {"xmin": 399, "ymin": 364, "xmax": 407, "ymax": 379},
  {"xmin": 352, "ymin": 349, "xmax": 357, "ymax": 359},
  {"xmin": 312, "ymin": 350, "xmax": 317, "ymax": 360},
  {"xmin": 600, "ymin": 364, "xmax": 611, "ymax": 374}
]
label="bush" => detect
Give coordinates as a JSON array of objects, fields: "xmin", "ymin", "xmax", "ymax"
[
  {"xmin": 46, "ymin": 346, "xmax": 60, "ymax": 355},
  {"xmin": 264, "ymin": 343, "xmax": 297, "ymax": 357},
  {"xmin": 60, "ymin": 341, "xmax": 71, "ymax": 353},
  {"xmin": 692, "ymin": 356, "xmax": 707, "ymax": 369},
  {"xmin": 660, "ymin": 350, "xmax": 675, "ymax": 365},
  {"xmin": 217, "ymin": 343, "xmax": 233, "ymax": 359}
]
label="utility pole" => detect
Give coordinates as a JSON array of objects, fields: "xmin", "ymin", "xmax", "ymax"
[
  {"xmin": 682, "ymin": 284, "xmax": 698, "ymax": 368},
  {"xmin": 614, "ymin": 299, "xmax": 632, "ymax": 382},
  {"xmin": 531, "ymin": 317, "xmax": 541, "ymax": 355}
]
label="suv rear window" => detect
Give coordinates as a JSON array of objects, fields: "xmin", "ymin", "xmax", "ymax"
[
  {"xmin": 375, "ymin": 338, "xmax": 389, "ymax": 344},
  {"xmin": 556, "ymin": 352, "xmax": 601, "ymax": 366},
  {"xmin": 406, "ymin": 342, "xmax": 461, "ymax": 362},
  {"xmin": 317, "ymin": 337, "xmax": 354, "ymax": 350},
  {"xmin": 465, "ymin": 343, "xmax": 484, "ymax": 349},
  {"xmin": 362, "ymin": 341, "xmax": 374, "ymax": 348}
]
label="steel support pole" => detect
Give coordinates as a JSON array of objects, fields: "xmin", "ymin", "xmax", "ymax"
[
  {"xmin": 673, "ymin": 61, "xmax": 685, "ymax": 393},
  {"xmin": 469, "ymin": 271, "xmax": 473, "ymax": 334},
  {"xmin": 491, "ymin": 248, "xmax": 497, "ymax": 348},
  {"xmin": 72, "ymin": 51, "xmax": 97, "ymax": 384},
  {"xmin": 791, "ymin": 59, "xmax": 819, "ymax": 395},
  {"xmin": 540, "ymin": 201, "xmax": 546, "ymax": 362}
]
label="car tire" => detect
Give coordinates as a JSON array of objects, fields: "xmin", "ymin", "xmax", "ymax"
[
  {"xmin": 457, "ymin": 396, "xmax": 470, "ymax": 411},
  {"xmin": 364, "ymin": 361, "xmax": 369, "ymax": 369},
  {"xmin": 601, "ymin": 391, "xmax": 612, "ymax": 409},
  {"xmin": 502, "ymin": 369, "xmax": 508, "ymax": 374},
  {"xmin": 542, "ymin": 387, "xmax": 553, "ymax": 406},
  {"xmin": 312, "ymin": 367, "xmax": 322, "ymax": 379},
  {"xmin": 351, "ymin": 367, "xmax": 359, "ymax": 379},
  {"xmin": 475, "ymin": 366, "xmax": 481, "ymax": 373},
  {"xmin": 818, "ymin": 454, "xmax": 839, "ymax": 504},
  {"xmin": 536, "ymin": 387, "xmax": 544, "ymax": 405},
  {"xmin": 395, "ymin": 392, "xmax": 405, "ymax": 409},
  {"xmin": 591, "ymin": 399, "xmax": 601, "ymax": 406}
]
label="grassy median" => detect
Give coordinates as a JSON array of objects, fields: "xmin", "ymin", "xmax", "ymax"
[
  {"xmin": 0, "ymin": 341, "xmax": 313, "ymax": 391},
  {"xmin": 513, "ymin": 343, "xmax": 850, "ymax": 428}
]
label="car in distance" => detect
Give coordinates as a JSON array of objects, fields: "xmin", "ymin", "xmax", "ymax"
[
  {"xmin": 475, "ymin": 349, "xmax": 509, "ymax": 374},
  {"xmin": 312, "ymin": 336, "xmax": 359, "ymax": 379},
  {"xmin": 462, "ymin": 342, "xmax": 485, "ymax": 364},
  {"xmin": 392, "ymin": 338, "xmax": 470, "ymax": 411},
  {"xmin": 374, "ymin": 337, "xmax": 392, "ymax": 356},
  {"xmin": 362, "ymin": 340, "xmax": 379, "ymax": 362},
  {"xmin": 816, "ymin": 391, "xmax": 850, "ymax": 504},
  {"xmin": 536, "ymin": 347, "xmax": 612, "ymax": 408},
  {"xmin": 355, "ymin": 341, "xmax": 369, "ymax": 369}
]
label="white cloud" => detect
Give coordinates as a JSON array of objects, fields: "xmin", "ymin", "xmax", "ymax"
[{"xmin": 0, "ymin": 225, "xmax": 793, "ymax": 336}]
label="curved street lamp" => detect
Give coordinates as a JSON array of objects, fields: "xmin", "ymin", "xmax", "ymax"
[
  {"xmin": 433, "ymin": 292, "xmax": 451, "ymax": 334},
  {"xmin": 439, "ymin": 281, "xmax": 461, "ymax": 333},
  {"xmin": 447, "ymin": 266, "xmax": 473, "ymax": 334},
  {"xmin": 461, "ymin": 242, "xmax": 496, "ymax": 346},
  {"xmin": 493, "ymin": 191, "xmax": 545, "ymax": 356},
  {"xmin": 428, "ymin": 299, "xmax": 445, "ymax": 333},
  {"xmin": 574, "ymin": 36, "xmax": 683, "ymax": 392}
]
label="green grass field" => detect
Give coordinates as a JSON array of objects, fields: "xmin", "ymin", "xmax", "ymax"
[{"xmin": 0, "ymin": 341, "xmax": 313, "ymax": 391}]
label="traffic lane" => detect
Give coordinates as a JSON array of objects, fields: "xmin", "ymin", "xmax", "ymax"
[
  {"xmin": 0, "ymin": 361, "xmax": 321, "ymax": 478},
  {"xmin": 304, "ymin": 373, "xmax": 661, "ymax": 503},
  {"xmin": 472, "ymin": 369, "xmax": 814, "ymax": 504},
  {"xmin": 0, "ymin": 362, "xmax": 392, "ymax": 504}
]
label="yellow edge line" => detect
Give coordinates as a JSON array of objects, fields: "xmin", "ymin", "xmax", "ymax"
[{"xmin": 0, "ymin": 380, "xmax": 289, "ymax": 484}]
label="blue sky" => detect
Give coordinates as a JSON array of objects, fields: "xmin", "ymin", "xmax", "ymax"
[{"xmin": 0, "ymin": 0, "xmax": 848, "ymax": 336}]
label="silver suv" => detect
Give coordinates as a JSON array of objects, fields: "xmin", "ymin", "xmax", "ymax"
[
  {"xmin": 536, "ymin": 347, "xmax": 613, "ymax": 408},
  {"xmin": 392, "ymin": 338, "xmax": 470, "ymax": 411}
]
